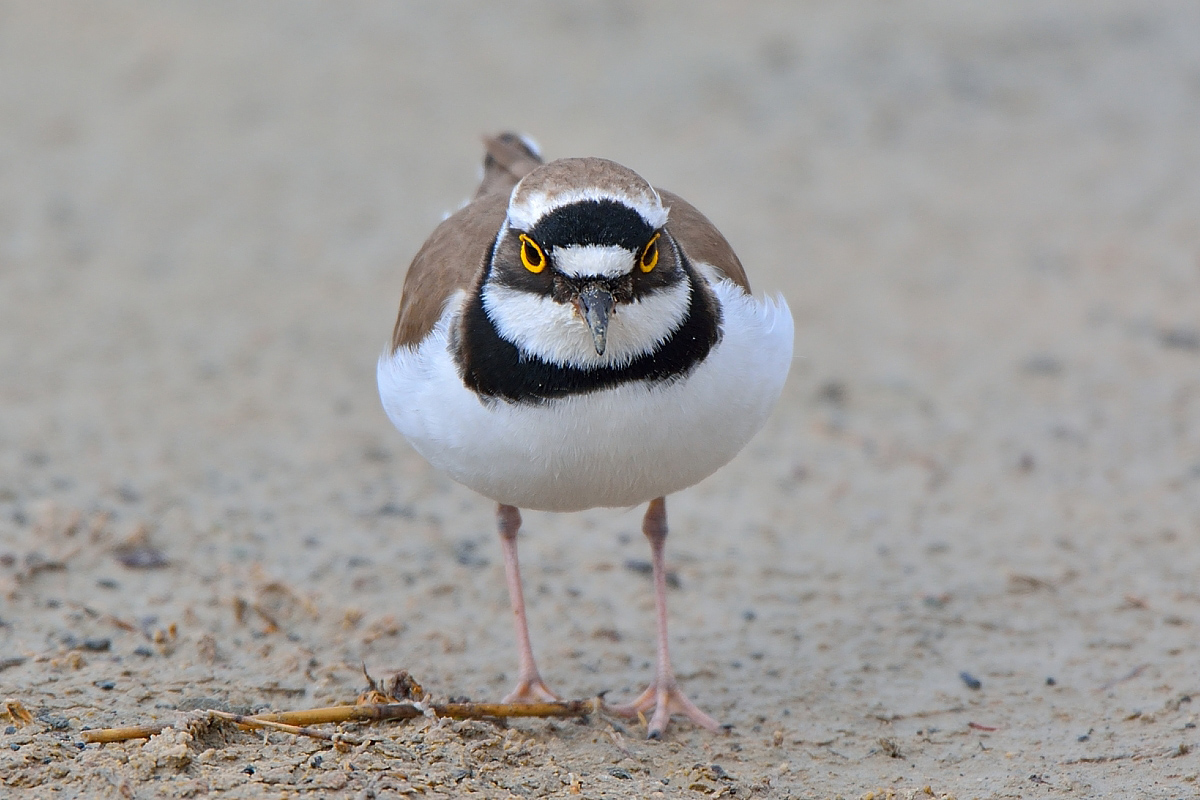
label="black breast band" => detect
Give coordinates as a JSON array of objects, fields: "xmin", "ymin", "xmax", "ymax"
[{"xmin": 456, "ymin": 259, "xmax": 721, "ymax": 404}]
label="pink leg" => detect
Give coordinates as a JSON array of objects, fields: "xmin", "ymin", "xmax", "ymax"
[
  {"xmin": 497, "ymin": 504, "xmax": 559, "ymax": 703},
  {"xmin": 609, "ymin": 497, "xmax": 724, "ymax": 738}
]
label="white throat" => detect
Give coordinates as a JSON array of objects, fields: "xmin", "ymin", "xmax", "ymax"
[{"xmin": 480, "ymin": 279, "xmax": 693, "ymax": 369}]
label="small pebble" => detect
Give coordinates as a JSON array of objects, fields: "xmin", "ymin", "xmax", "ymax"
[
  {"xmin": 923, "ymin": 593, "xmax": 950, "ymax": 608},
  {"xmin": 310, "ymin": 755, "xmax": 322, "ymax": 768},
  {"xmin": 453, "ymin": 539, "xmax": 489, "ymax": 568},
  {"xmin": 114, "ymin": 545, "xmax": 169, "ymax": 570},
  {"xmin": 133, "ymin": 646, "xmax": 153, "ymax": 657},
  {"xmin": 95, "ymin": 680, "xmax": 116, "ymax": 690},
  {"xmin": 243, "ymin": 765, "xmax": 255, "ymax": 775},
  {"xmin": 960, "ymin": 671, "xmax": 982, "ymax": 690},
  {"xmin": 376, "ymin": 502, "xmax": 413, "ymax": 518},
  {"xmin": 1046, "ymin": 676, "xmax": 1056, "ymax": 686},
  {"xmin": 623, "ymin": 559, "xmax": 652, "ymax": 576},
  {"xmin": 622, "ymin": 559, "xmax": 680, "ymax": 588},
  {"xmin": 4, "ymin": 726, "xmax": 15, "ymax": 735}
]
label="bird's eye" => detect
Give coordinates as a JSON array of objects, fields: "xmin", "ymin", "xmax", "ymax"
[
  {"xmin": 519, "ymin": 234, "xmax": 546, "ymax": 274},
  {"xmin": 639, "ymin": 233, "xmax": 661, "ymax": 273}
]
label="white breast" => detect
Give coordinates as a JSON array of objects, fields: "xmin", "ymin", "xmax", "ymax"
[{"xmin": 377, "ymin": 278, "xmax": 793, "ymax": 512}]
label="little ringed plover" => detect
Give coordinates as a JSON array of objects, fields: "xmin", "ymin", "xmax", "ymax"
[{"xmin": 378, "ymin": 133, "xmax": 793, "ymax": 738}]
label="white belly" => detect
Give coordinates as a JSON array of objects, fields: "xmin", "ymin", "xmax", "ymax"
[{"xmin": 377, "ymin": 280, "xmax": 793, "ymax": 512}]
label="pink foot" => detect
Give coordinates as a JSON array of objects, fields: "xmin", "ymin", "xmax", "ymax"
[
  {"xmin": 501, "ymin": 676, "xmax": 561, "ymax": 704},
  {"xmin": 609, "ymin": 679, "xmax": 723, "ymax": 738}
]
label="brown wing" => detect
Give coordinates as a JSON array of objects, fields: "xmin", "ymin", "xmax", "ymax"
[
  {"xmin": 391, "ymin": 134, "xmax": 545, "ymax": 351},
  {"xmin": 390, "ymin": 191, "xmax": 509, "ymax": 351},
  {"xmin": 475, "ymin": 133, "xmax": 543, "ymax": 200},
  {"xmin": 657, "ymin": 189, "xmax": 750, "ymax": 292}
]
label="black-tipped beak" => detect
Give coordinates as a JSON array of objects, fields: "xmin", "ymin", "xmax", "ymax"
[{"xmin": 576, "ymin": 285, "xmax": 614, "ymax": 355}]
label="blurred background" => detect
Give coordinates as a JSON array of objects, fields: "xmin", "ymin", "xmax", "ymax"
[
  {"xmin": 3, "ymin": 2, "xmax": 1199, "ymax": 491},
  {"xmin": 2, "ymin": 2, "xmax": 1199, "ymax": 795}
]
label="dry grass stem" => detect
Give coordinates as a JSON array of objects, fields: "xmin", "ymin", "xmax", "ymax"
[{"xmin": 81, "ymin": 695, "xmax": 598, "ymax": 744}]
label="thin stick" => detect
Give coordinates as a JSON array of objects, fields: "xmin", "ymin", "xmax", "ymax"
[
  {"xmin": 82, "ymin": 724, "xmax": 167, "ymax": 743},
  {"xmin": 248, "ymin": 703, "xmax": 421, "ymax": 727},
  {"xmin": 208, "ymin": 710, "xmax": 358, "ymax": 743},
  {"xmin": 81, "ymin": 698, "xmax": 597, "ymax": 744}
]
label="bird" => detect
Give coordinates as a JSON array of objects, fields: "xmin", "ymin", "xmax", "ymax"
[{"xmin": 377, "ymin": 133, "xmax": 793, "ymax": 738}]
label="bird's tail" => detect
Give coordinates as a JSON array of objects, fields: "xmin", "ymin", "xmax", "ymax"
[{"xmin": 474, "ymin": 132, "xmax": 544, "ymax": 199}]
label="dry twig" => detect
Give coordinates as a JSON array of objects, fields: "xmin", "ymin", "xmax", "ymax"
[
  {"xmin": 81, "ymin": 697, "xmax": 597, "ymax": 744},
  {"xmin": 208, "ymin": 710, "xmax": 361, "ymax": 745}
]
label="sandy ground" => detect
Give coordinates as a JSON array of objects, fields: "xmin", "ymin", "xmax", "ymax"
[{"xmin": 2, "ymin": 2, "xmax": 1199, "ymax": 798}]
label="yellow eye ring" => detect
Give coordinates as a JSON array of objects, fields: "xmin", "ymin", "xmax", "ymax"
[
  {"xmin": 519, "ymin": 234, "xmax": 546, "ymax": 274},
  {"xmin": 639, "ymin": 233, "xmax": 661, "ymax": 273}
]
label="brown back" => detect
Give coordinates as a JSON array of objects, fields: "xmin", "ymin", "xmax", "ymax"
[
  {"xmin": 390, "ymin": 135, "xmax": 543, "ymax": 351},
  {"xmin": 658, "ymin": 189, "xmax": 750, "ymax": 292}
]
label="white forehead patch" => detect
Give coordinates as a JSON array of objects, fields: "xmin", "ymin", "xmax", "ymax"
[
  {"xmin": 552, "ymin": 244, "xmax": 635, "ymax": 279},
  {"xmin": 506, "ymin": 186, "xmax": 670, "ymax": 233}
]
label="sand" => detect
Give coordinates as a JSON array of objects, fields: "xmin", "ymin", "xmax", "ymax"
[{"xmin": 2, "ymin": 2, "xmax": 1198, "ymax": 797}]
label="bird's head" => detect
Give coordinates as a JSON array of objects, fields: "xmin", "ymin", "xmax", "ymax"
[{"xmin": 481, "ymin": 158, "xmax": 692, "ymax": 368}]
